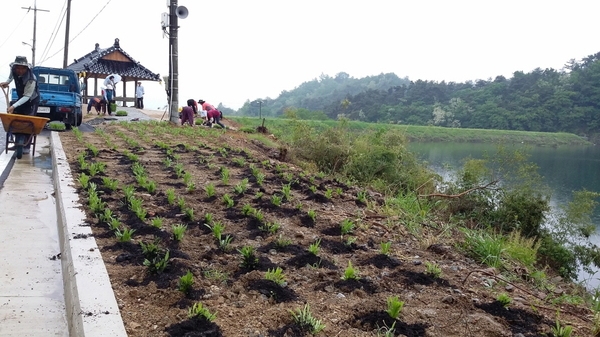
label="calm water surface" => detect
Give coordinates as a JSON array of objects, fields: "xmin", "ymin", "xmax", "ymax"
[{"xmin": 408, "ymin": 141, "xmax": 600, "ymax": 287}]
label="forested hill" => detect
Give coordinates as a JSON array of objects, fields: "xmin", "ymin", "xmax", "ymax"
[{"xmin": 234, "ymin": 52, "xmax": 600, "ymax": 138}]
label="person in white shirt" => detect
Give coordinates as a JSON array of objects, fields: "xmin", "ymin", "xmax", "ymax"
[
  {"xmin": 135, "ymin": 82, "xmax": 145, "ymax": 109},
  {"xmin": 103, "ymin": 75, "xmax": 116, "ymax": 102}
]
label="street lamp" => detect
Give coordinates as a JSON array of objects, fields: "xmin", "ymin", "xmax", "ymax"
[
  {"xmin": 22, "ymin": 42, "xmax": 34, "ymax": 66},
  {"xmin": 252, "ymin": 100, "xmax": 263, "ymax": 119}
]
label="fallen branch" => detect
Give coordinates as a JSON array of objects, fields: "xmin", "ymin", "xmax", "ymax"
[{"xmin": 419, "ymin": 181, "xmax": 498, "ymax": 198}]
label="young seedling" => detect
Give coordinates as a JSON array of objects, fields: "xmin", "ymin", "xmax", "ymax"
[
  {"xmin": 241, "ymin": 204, "xmax": 255, "ymax": 216},
  {"xmin": 259, "ymin": 222, "xmax": 280, "ymax": 235},
  {"xmin": 497, "ymin": 293, "xmax": 512, "ymax": 308},
  {"xmin": 552, "ymin": 318, "xmax": 573, "ymax": 337},
  {"xmin": 178, "ymin": 271, "xmax": 194, "ymax": 295},
  {"xmin": 281, "ymin": 183, "xmax": 292, "ymax": 201},
  {"xmin": 140, "ymin": 239, "xmax": 160, "ymax": 259},
  {"xmin": 233, "ymin": 178, "xmax": 249, "ymax": 195},
  {"xmin": 340, "ymin": 219, "xmax": 355, "ymax": 236},
  {"xmin": 342, "ymin": 261, "xmax": 358, "ymax": 280},
  {"xmin": 183, "ymin": 207, "xmax": 194, "ymax": 221},
  {"xmin": 255, "ymin": 172, "xmax": 265, "ymax": 186},
  {"xmin": 220, "ymin": 167, "xmax": 230, "ymax": 185},
  {"xmin": 122, "ymin": 184, "xmax": 135, "ymax": 202},
  {"xmin": 204, "ymin": 213, "xmax": 214, "ymax": 225},
  {"xmin": 271, "ymin": 194, "xmax": 282, "ymax": 207},
  {"xmin": 187, "ymin": 302, "xmax": 216, "ymax": 322},
  {"xmin": 386, "ymin": 296, "xmax": 405, "ymax": 319},
  {"xmin": 425, "ymin": 261, "xmax": 442, "ymax": 278},
  {"xmin": 186, "ymin": 182, "xmax": 196, "ymax": 193},
  {"xmin": 77, "ymin": 173, "xmax": 90, "ymax": 189},
  {"xmin": 218, "ymin": 235, "xmax": 233, "ymax": 252},
  {"xmin": 357, "ymin": 190, "xmax": 368, "ymax": 204},
  {"xmin": 115, "ymin": 227, "xmax": 136, "ymax": 242},
  {"xmin": 307, "ymin": 209, "xmax": 317, "ymax": 222},
  {"xmin": 205, "ymin": 222, "xmax": 225, "ymax": 241},
  {"xmin": 162, "ymin": 157, "xmax": 173, "ymax": 168},
  {"xmin": 177, "ymin": 196, "xmax": 186, "ymax": 210},
  {"xmin": 165, "ymin": 188, "xmax": 176, "ymax": 205},
  {"xmin": 150, "ymin": 217, "xmax": 165, "ymax": 229},
  {"xmin": 380, "ymin": 241, "xmax": 392, "ymax": 256},
  {"xmin": 143, "ymin": 250, "xmax": 170, "ymax": 274},
  {"xmin": 324, "ymin": 188, "xmax": 333, "ymax": 200},
  {"xmin": 308, "ymin": 238, "xmax": 321, "ymax": 255},
  {"xmin": 101, "ymin": 177, "xmax": 119, "ymax": 191},
  {"xmin": 290, "ymin": 304, "xmax": 325, "ymax": 334},
  {"xmin": 99, "ymin": 208, "xmax": 115, "ymax": 224},
  {"xmin": 275, "ymin": 235, "xmax": 292, "ymax": 249},
  {"xmin": 344, "ymin": 236, "xmax": 357, "ymax": 247},
  {"xmin": 172, "ymin": 224, "xmax": 188, "ymax": 242},
  {"xmin": 183, "ymin": 171, "xmax": 193, "ymax": 186},
  {"xmin": 204, "ymin": 183, "xmax": 216, "ymax": 198},
  {"xmin": 238, "ymin": 245, "xmax": 259, "ymax": 269},
  {"xmin": 265, "ymin": 267, "xmax": 286, "ymax": 286},
  {"xmin": 222, "ymin": 194, "xmax": 234, "ymax": 208},
  {"xmin": 108, "ymin": 217, "xmax": 121, "ymax": 231}
]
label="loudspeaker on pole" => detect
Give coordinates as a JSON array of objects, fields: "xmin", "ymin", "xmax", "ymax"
[{"xmin": 176, "ymin": 6, "xmax": 188, "ymax": 19}]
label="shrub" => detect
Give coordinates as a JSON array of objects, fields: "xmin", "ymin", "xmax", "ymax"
[{"xmin": 48, "ymin": 121, "xmax": 66, "ymax": 131}]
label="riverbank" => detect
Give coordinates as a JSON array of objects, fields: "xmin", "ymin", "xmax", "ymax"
[{"xmin": 229, "ymin": 117, "xmax": 592, "ymax": 147}]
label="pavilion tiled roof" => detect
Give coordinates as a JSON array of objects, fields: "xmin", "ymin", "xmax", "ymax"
[{"xmin": 67, "ymin": 38, "xmax": 160, "ymax": 81}]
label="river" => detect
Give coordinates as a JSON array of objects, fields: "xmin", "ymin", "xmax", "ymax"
[{"xmin": 408, "ymin": 141, "xmax": 600, "ymax": 288}]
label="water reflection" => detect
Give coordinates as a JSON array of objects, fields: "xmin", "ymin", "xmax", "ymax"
[{"xmin": 408, "ymin": 141, "xmax": 600, "ymax": 288}]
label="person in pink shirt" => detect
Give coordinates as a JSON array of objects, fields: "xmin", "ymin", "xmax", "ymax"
[{"xmin": 198, "ymin": 99, "xmax": 215, "ymax": 112}]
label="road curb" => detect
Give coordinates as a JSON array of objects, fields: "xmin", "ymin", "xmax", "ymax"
[
  {"xmin": 0, "ymin": 148, "xmax": 15, "ymax": 188},
  {"xmin": 50, "ymin": 131, "xmax": 127, "ymax": 337}
]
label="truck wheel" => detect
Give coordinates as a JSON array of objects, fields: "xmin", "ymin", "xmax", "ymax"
[
  {"xmin": 76, "ymin": 112, "xmax": 83, "ymax": 126},
  {"xmin": 65, "ymin": 123, "xmax": 73, "ymax": 130}
]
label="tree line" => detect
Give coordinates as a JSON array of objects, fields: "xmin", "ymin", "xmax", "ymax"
[{"xmin": 236, "ymin": 52, "xmax": 600, "ymax": 139}]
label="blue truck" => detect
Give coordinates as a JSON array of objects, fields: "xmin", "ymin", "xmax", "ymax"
[{"xmin": 11, "ymin": 66, "xmax": 83, "ymax": 129}]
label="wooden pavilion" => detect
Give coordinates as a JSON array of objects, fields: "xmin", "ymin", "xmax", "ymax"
[{"xmin": 67, "ymin": 38, "xmax": 161, "ymax": 106}]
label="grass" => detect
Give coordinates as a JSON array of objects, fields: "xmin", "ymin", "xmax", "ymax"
[{"xmin": 229, "ymin": 116, "xmax": 590, "ymax": 147}]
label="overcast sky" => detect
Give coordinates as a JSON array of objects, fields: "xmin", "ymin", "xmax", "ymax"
[{"xmin": 1, "ymin": 0, "xmax": 599, "ymax": 112}]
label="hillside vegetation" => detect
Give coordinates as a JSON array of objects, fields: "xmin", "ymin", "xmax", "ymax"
[{"xmin": 235, "ymin": 51, "xmax": 600, "ymax": 141}]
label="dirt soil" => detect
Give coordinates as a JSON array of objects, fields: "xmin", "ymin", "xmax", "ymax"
[{"xmin": 59, "ymin": 117, "xmax": 595, "ymax": 337}]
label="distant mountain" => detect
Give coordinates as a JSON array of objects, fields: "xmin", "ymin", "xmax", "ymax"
[{"xmin": 236, "ymin": 72, "xmax": 410, "ymax": 117}]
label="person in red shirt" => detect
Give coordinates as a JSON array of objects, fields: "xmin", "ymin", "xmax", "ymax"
[{"xmin": 207, "ymin": 108, "xmax": 226, "ymax": 129}]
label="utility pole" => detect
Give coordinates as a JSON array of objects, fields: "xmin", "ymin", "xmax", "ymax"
[
  {"xmin": 168, "ymin": 0, "xmax": 179, "ymax": 124},
  {"xmin": 22, "ymin": 0, "xmax": 49, "ymax": 67},
  {"xmin": 63, "ymin": 0, "xmax": 72, "ymax": 68}
]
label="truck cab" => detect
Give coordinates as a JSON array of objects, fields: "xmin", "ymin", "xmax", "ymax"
[{"xmin": 11, "ymin": 66, "xmax": 83, "ymax": 129}]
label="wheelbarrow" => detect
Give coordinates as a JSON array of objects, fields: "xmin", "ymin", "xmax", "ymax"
[{"xmin": 0, "ymin": 113, "xmax": 49, "ymax": 159}]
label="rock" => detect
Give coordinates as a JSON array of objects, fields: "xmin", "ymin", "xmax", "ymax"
[
  {"xmin": 352, "ymin": 289, "xmax": 367, "ymax": 298},
  {"xmin": 336, "ymin": 293, "xmax": 346, "ymax": 299},
  {"xmin": 128, "ymin": 322, "xmax": 141, "ymax": 329},
  {"xmin": 413, "ymin": 260, "xmax": 422, "ymax": 266},
  {"xmin": 505, "ymin": 284, "xmax": 514, "ymax": 292},
  {"xmin": 442, "ymin": 295, "xmax": 455, "ymax": 304}
]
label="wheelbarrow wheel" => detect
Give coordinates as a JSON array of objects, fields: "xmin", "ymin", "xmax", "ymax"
[{"xmin": 15, "ymin": 144, "xmax": 23, "ymax": 159}]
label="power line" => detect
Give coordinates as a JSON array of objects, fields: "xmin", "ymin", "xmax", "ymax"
[
  {"xmin": 39, "ymin": 0, "xmax": 68, "ymax": 65},
  {"xmin": 0, "ymin": 12, "xmax": 29, "ymax": 50},
  {"xmin": 39, "ymin": 0, "xmax": 113, "ymax": 65}
]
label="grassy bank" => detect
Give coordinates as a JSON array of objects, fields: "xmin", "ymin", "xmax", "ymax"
[{"xmin": 229, "ymin": 117, "xmax": 591, "ymax": 147}]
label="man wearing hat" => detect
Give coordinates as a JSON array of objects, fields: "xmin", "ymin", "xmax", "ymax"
[{"xmin": 0, "ymin": 56, "xmax": 40, "ymax": 154}]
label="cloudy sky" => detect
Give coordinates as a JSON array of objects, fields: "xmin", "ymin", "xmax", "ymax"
[{"xmin": 0, "ymin": 0, "xmax": 599, "ymax": 112}]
